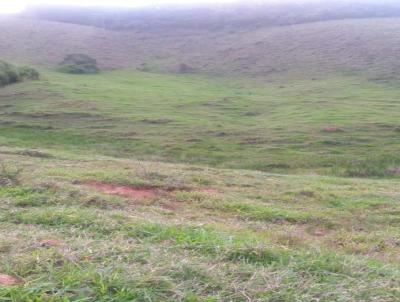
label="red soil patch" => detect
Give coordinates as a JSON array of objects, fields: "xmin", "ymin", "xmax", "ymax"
[
  {"xmin": 84, "ymin": 181, "xmax": 158, "ymax": 200},
  {"xmin": 197, "ymin": 188, "xmax": 219, "ymax": 194},
  {"xmin": 82, "ymin": 181, "xmax": 219, "ymax": 212},
  {"xmin": 39, "ymin": 239, "xmax": 61, "ymax": 248},
  {"xmin": 312, "ymin": 229, "xmax": 327, "ymax": 237},
  {"xmin": 323, "ymin": 126, "xmax": 344, "ymax": 133},
  {"xmin": 0, "ymin": 274, "xmax": 22, "ymax": 286},
  {"xmin": 84, "ymin": 181, "xmax": 219, "ymax": 199}
]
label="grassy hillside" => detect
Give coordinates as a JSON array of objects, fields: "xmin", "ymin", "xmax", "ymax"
[
  {"xmin": 0, "ymin": 6, "xmax": 399, "ymax": 300},
  {"xmin": 0, "ymin": 69, "xmax": 399, "ymax": 176},
  {"xmin": 0, "ymin": 145, "xmax": 399, "ymax": 301},
  {"xmin": 1, "ymin": 16, "xmax": 400, "ymax": 80}
]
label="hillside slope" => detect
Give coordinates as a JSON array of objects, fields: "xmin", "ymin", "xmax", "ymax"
[
  {"xmin": 0, "ymin": 69, "xmax": 399, "ymax": 176},
  {"xmin": 0, "ymin": 16, "xmax": 400, "ymax": 80},
  {"xmin": 0, "ymin": 8, "xmax": 400, "ymax": 300},
  {"xmin": 0, "ymin": 145, "xmax": 400, "ymax": 301}
]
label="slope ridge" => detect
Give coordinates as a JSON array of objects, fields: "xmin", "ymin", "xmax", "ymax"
[{"xmin": 0, "ymin": 16, "xmax": 399, "ymax": 80}]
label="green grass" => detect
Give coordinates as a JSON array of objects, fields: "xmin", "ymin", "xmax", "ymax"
[
  {"xmin": 1, "ymin": 69, "xmax": 400, "ymax": 176},
  {"xmin": 0, "ymin": 69, "xmax": 399, "ymax": 300},
  {"xmin": 0, "ymin": 154, "xmax": 399, "ymax": 301}
]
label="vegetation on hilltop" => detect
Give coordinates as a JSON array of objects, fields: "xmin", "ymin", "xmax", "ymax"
[
  {"xmin": 0, "ymin": 61, "xmax": 19, "ymax": 87},
  {"xmin": 0, "ymin": 60, "xmax": 39, "ymax": 87},
  {"xmin": 58, "ymin": 54, "xmax": 100, "ymax": 74}
]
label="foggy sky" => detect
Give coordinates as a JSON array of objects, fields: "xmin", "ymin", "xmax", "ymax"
[{"xmin": 0, "ymin": 0, "xmax": 396, "ymax": 14}]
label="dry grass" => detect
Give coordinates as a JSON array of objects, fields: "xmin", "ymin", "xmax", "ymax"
[{"xmin": 1, "ymin": 16, "xmax": 400, "ymax": 81}]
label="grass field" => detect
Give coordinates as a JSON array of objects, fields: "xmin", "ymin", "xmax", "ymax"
[
  {"xmin": 0, "ymin": 69, "xmax": 399, "ymax": 176},
  {"xmin": 0, "ymin": 148, "xmax": 399, "ymax": 301},
  {"xmin": 1, "ymin": 3, "xmax": 400, "ymax": 299},
  {"xmin": 0, "ymin": 69, "xmax": 399, "ymax": 300}
]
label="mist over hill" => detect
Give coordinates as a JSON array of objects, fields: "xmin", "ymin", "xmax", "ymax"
[
  {"xmin": 24, "ymin": 1, "xmax": 400, "ymax": 30},
  {"xmin": 0, "ymin": 1, "xmax": 399, "ymax": 81}
]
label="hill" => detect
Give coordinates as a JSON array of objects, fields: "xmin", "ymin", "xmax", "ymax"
[
  {"xmin": 0, "ymin": 138, "xmax": 399, "ymax": 301},
  {"xmin": 0, "ymin": 3, "xmax": 400, "ymax": 300},
  {"xmin": 0, "ymin": 15, "xmax": 400, "ymax": 81},
  {"xmin": 0, "ymin": 69, "xmax": 399, "ymax": 177}
]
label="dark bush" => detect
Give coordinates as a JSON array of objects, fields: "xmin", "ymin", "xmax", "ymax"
[
  {"xmin": 177, "ymin": 63, "xmax": 195, "ymax": 74},
  {"xmin": 58, "ymin": 54, "xmax": 100, "ymax": 74},
  {"xmin": 0, "ymin": 61, "xmax": 19, "ymax": 86},
  {"xmin": 18, "ymin": 66, "xmax": 40, "ymax": 81},
  {"xmin": 0, "ymin": 61, "xmax": 39, "ymax": 87}
]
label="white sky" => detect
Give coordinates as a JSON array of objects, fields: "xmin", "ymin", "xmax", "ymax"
[
  {"xmin": 0, "ymin": 0, "xmax": 244, "ymax": 14},
  {"xmin": 0, "ymin": 0, "xmax": 380, "ymax": 14}
]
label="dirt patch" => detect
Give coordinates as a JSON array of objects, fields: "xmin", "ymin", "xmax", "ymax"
[
  {"xmin": 38, "ymin": 239, "xmax": 62, "ymax": 248},
  {"xmin": 322, "ymin": 126, "xmax": 344, "ymax": 133},
  {"xmin": 19, "ymin": 149, "xmax": 54, "ymax": 158},
  {"xmin": 82, "ymin": 181, "xmax": 219, "ymax": 202},
  {"xmin": 198, "ymin": 188, "xmax": 219, "ymax": 194},
  {"xmin": 140, "ymin": 118, "xmax": 173, "ymax": 125},
  {"xmin": 84, "ymin": 181, "xmax": 158, "ymax": 200},
  {"xmin": 0, "ymin": 274, "xmax": 22, "ymax": 286},
  {"xmin": 312, "ymin": 229, "xmax": 327, "ymax": 237}
]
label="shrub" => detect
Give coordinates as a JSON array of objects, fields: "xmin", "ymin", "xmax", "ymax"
[
  {"xmin": 178, "ymin": 63, "xmax": 195, "ymax": 74},
  {"xmin": 0, "ymin": 61, "xmax": 20, "ymax": 86},
  {"xmin": 0, "ymin": 61, "xmax": 39, "ymax": 87},
  {"xmin": 58, "ymin": 54, "xmax": 100, "ymax": 74},
  {"xmin": 18, "ymin": 66, "xmax": 40, "ymax": 81},
  {"xmin": 0, "ymin": 162, "xmax": 23, "ymax": 186}
]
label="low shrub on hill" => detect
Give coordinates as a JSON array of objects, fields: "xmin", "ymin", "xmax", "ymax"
[
  {"xmin": 18, "ymin": 66, "xmax": 40, "ymax": 81},
  {"xmin": 0, "ymin": 61, "xmax": 39, "ymax": 87},
  {"xmin": 58, "ymin": 54, "xmax": 100, "ymax": 74},
  {"xmin": 177, "ymin": 63, "xmax": 195, "ymax": 74},
  {"xmin": 0, "ymin": 61, "xmax": 20, "ymax": 86}
]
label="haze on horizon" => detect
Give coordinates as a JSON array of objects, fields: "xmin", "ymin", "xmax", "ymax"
[
  {"xmin": 0, "ymin": 0, "xmax": 390, "ymax": 14},
  {"xmin": 3, "ymin": 0, "xmax": 238, "ymax": 14}
]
